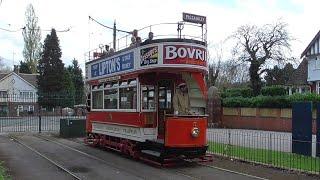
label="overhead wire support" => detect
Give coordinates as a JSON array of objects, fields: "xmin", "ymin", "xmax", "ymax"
[{"xmin": 88, "ymin": 16, "xmax": 131, "ymax": 34}]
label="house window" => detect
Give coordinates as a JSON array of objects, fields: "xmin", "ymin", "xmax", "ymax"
[
  {"xmin": 315, "ymin": 59, "xmax": 320, "ymax": 69},
  {"xmin": 0, "ymin": 91, "xmax": 7, "ymax": 98},
  {"xmin": 18, "ymin": 105, "xmax": 23, "ymax": 112},
  {"xmin": 317, "ymin": 82, "xmax": 320, "ymax": 94},
  {"xmin": 29, "ymin": 105, "xmax": 34, "ymax": 112}
]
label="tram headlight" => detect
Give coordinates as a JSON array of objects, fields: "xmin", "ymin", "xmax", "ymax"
[{"xmin": 191, "ymin": 127, "xmax": 200, "ymax": 138}]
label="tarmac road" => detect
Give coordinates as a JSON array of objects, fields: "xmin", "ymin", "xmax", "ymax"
[{"xmin": 0, "ymin": 133, "xmax": 269, "ymax": 180}]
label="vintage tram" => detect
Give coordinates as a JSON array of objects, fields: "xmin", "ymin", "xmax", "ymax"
[{"xmin": 85, "ymin": 14, "xmax": 209, "ymax": 164}]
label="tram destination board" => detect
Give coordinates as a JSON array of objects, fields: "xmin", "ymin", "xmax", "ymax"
[{"xmin": 182, "ymin": 12, "xmax": 206, "ymax": 24}]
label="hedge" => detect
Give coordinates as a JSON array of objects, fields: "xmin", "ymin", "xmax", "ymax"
[
  {"xmin": 261, "ymin": 86, "xmax": 287, "ymax": 96},
  {"xmin": 222, "ymin": 88, "xmax": 254, "ymax": 98},
  {"xmin": 223, "ymin": 93, "xmax": 320, "ymax": 108}
]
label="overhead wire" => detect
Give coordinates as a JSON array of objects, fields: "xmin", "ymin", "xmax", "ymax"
[{"xmin": 89, "ymin": 16, "xmax": 132, "ymax": 34}]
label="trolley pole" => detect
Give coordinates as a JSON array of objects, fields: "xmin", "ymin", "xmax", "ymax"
[{"xmin": 113, "ymin": 21, "xmax": 116, "ymax": 50}]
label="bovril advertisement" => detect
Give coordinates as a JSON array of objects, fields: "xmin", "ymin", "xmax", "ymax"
[
  {"xmin": 163, "ymin": 45, "xmax": 206, "ymax": 66},
  {"xmin": 140, "ymin": 46, "xmax": 158, "ymax": 66}
]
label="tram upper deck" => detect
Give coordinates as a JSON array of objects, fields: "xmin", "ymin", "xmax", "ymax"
[{"xmin": 85, "ymin": 22, "xmax": 208, "ymax": 82}]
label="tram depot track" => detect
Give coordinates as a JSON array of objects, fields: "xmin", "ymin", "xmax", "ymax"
[{"xmin": 9, "ymin": 134, "xmax": 268, "ymax": 180}]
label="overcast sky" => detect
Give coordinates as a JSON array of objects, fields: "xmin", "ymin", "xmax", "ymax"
[{"xmin": 0, "ymin": 0, "xmax": 319, "ymax": 71}]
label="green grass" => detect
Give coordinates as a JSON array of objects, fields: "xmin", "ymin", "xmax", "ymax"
[
  {"xmin": 208, "ymin": 141, "xmax": 320, "ymax": 173},
  {"xmin": 0, "ymin": 162, "xmax": 10, "ymax": 180}
]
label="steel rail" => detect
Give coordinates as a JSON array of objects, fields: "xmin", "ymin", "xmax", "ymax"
[
  {"xmin": 183, "ymin": 159, "xmax": 269, "ymax": 180},
  {"xmin": 34, "ymin": 134, "xmax": 201, "ymax": 180},
  {"xmin": 9, "ymin": 135, "xmax": 82, "ymax": 180}
]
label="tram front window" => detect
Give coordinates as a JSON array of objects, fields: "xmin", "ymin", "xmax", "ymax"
[
  {"xmin": 92, "ymin": 91, "xmax": 103, "ymax": 109},
  {"xmin": 142, "ymin": 86, "xmax": 155, "ymax": 110}
]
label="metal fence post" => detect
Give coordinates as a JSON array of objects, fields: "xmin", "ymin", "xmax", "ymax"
[
  {"xmin": 269, "ymin": 133, "xmax": 272, "ymax": 163},
  {"xmin": 38, "ymin": 109, "xmax": 41, "ymax": 133},
  {"xmin": 228, "ymin": 129, "xmax": 231, "ymax": 157}
]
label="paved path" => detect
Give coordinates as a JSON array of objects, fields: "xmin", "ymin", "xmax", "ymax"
[
  {"xmin": 207, "ymin": 129, "xmax": 317, "ymax": 157},
  {"xmin": 0, "ymin": 133, "xmax": 271, "ymax": 180}
]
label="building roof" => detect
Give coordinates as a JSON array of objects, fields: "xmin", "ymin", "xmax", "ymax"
[
  {"xmin": 301, "ymin": 30, "xmax": 320, "ymax": 58},
  {"xmin": 0, "ymin": 72, "xmax": 38, "ymax": 87},
  {"xmin": 287, "ymin": 58, "xmax": 308, "ymax": 86},
  {"xmin": 0, "ymin": 73, "xmax": 7, "ymax": 81}
]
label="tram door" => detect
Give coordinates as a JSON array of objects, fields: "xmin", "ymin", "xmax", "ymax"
[{"xmin": 157, "ymin": 80, "xmax": 174, "ymax": 139}]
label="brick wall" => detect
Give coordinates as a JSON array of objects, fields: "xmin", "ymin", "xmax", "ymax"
[{"xmin": 222, "ymin": 107, "xmax": 317, "ymax": 133}]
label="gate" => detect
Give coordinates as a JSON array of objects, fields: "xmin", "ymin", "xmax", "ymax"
[{"xmin": 292, "ymin": 102, "xmax": 312, "ymax": 156}]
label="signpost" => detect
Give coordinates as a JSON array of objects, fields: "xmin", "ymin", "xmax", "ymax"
[{"xmin": 182, "ymin": 13, "xmax": 206, "ymax": 24}]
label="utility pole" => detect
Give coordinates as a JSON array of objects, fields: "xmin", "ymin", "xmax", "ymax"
[
  {"xmin": 12, "ymin": 50, "xmax": 15, "ymax": 69},
  {"xmin": 113, "ymin": 20, "xmax": 116, "ymax": 50}
]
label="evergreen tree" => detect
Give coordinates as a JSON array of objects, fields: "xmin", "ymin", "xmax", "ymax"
[
  {"xmin": 22, "ymin": 4, "xmax": 41, "ymax": 73},
  {"xmin": 264, "ymin": 63, "xmax": 295, "ymax": 86},
  {"xmin": 37, "ymin": 29, "xmax": 65, "ymax": 108},
  {"xmin": 67, "ymin": 59, "xmax": 84, "ymax": 105},
  {"xmin": 19, "ymin": 61, "xmax": 32, "ymax": 74},
  {"xmin": 61, "ymin": 68, "xmax": 75, "ymax": 107}
]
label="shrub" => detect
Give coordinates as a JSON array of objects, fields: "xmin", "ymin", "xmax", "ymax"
[
  {"xmin": 288, "ymin": 93, "xmax": 320, "ymax": 107},
  {"xmin": 223, "ymin": 95, "xmax": 289, "ymax": 108},
  {"xmin": 222, "ymin": 88, "xmax": 254, "ymax": 98},
  {"xmin": 261, "ymin": 86, "xmax": 287, "ymax": 96}
]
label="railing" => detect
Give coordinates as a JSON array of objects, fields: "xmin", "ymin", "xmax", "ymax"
[
  {"xmin": 85, "ymin": 22, "xmax": 207, "ymax": 62},
  {"xmin": 0, "ymin": 94, "xmax": 86, "ymax": 133},
  {"xmin": 208, "ymin": 128, "xmax": 320, "ymax": 175}
]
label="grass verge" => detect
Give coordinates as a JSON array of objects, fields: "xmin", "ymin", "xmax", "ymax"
[
  {"xmin": 0, "ymin": 161, "xmax": 10, "ymax": 180},
  {"xmin": 208, "ymin": 141, "xmax": 320, "ymax": 173}
]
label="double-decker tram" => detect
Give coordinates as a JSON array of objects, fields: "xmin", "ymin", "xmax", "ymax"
[{"xmin": 85, "ymin": 14, "xmax": 209, "ymax": 165}]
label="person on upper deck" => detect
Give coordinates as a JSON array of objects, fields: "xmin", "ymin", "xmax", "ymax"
[{"xmin": 173, "ymin": 79, "xmax": 191, "ymax": 115}]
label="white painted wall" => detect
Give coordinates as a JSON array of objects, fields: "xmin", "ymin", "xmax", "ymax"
[
  {"xmin": 0, "ymin": 72, "xmax": 37, "ymax": 102},
  {"xmin": 308, "ymin": 59, "xmax": 320, "ymax": 82}
]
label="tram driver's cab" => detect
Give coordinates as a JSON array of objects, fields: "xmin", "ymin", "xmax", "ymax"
[{"xmin": 140, "ymin": 72, "xmax": 207, "ymax": 148}]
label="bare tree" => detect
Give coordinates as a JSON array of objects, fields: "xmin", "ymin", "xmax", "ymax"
[
  {"xmin": 215, "ymin": 60, "xmax": 249, "ymax": 88},
  {"xmin": 207, "ymin": 43, "xmax": 223, "ymax": 87},
  {"xmin": 232, "ymin": 21, "xmax": 291, "ymax": 95}
]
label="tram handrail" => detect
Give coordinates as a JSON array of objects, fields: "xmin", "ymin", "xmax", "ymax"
[{"xmin": 85, "ymin": 22, "xmax": 207, "ymax": 62}]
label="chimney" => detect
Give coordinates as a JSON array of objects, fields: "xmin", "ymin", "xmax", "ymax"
[{"xmin": 13, "ymin": 65, "xmax": 19, "ymax": 74}]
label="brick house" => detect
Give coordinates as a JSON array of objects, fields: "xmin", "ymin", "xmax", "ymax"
[{"xmin": 0, "ymin": 70, "xmax": 38, "ymax": 116}]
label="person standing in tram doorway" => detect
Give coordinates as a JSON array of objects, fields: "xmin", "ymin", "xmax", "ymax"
[{"xmin": 173, "ymin": 79, "xmax": 191, "ymax": 115}]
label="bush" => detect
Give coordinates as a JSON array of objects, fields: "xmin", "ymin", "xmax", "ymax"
[
  {"xmin": 223, "ymin": 96, "xmax": 289, "ymax": 108},
  {"xmin": 251, "ymin": 96, "xmax": 289, "ymax": 108},
  {"xmin": 222, "ymin": 88, "xmax": 254, "ymax": 98},
  {"xmin": 288, "ymin": 93, "xmax": 320, "ymax": 107},
  {"xmin": 222, "ymin": 97, "xmax": 251, "ymax": 107},
  {"xmin": 261, "ymin": 86, "xmax": 287, "ymax": 96}
]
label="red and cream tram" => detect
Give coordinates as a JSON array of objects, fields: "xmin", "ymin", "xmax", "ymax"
[{"xmin": 85, "ymin": 15, "xmax": 209, "ymax": 164}]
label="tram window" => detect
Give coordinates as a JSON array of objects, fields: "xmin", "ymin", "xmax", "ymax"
[
  {"xmin": 104, "ymin": 82, "xmax": 112, "ymax": 88},
  {"xmin": 158, "ymin": 87, "xmax": 172, "ymax": 109},
  {"xmin": 92, "ymin": 85, "xmax": 98, "ymax": 90},
  {"xmin": 167, "ymin": 90, "xmax": 172, "ymax": 108},
  {"xmin": 119, "ymin": 87, "xmax": 137, "ymax": 109},
  {"xmin": 142, "ymin": 86, "xmax": 155, "ymax": 110},
  {"xmin": 104, "ymin": 89, "xmax": 118, "ymax": 109},
  {"xmin": 119, "ymin": 80, "xmax": 128, "ymax": 86},
  {"xmin": 92, "ymin": 91, "xmax": 103, "ymax": 109},
  {"xmin": 128, "ymin": 79, "xmax": 137, "ymax": 85},
  {"xmin": 112, "ymin": 81, "xmax": 119, "ymax": 87}
]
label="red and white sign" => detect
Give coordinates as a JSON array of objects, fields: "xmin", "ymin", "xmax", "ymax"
[{"xmin": 163, "ymin": 45, "xmax": 206, "ymax": 66}]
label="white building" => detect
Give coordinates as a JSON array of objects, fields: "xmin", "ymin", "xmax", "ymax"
[
  {"xmin": 0, "ymin": 70, "xmax": 38, "ymax": 116},
  {"xmin": 301, "ymin": 30, "xmax": 320, "ymax": 94}
]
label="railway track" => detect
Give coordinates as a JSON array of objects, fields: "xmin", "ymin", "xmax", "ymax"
[
  {"xmin": 9, "ymin": 135, "xmax": 83, "ymax": 180},
  {"xmin": 33, "ymin": 134, "xmax": 268, "ymax": 180},
  {"xmin": 18, "ymin": 134, "xmax": 199, "ymax": 180}
]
